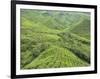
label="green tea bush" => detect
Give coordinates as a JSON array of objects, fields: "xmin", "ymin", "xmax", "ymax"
[{"xmin": 20, "ymin": 9, "xmax": 91, "ymax": 69}]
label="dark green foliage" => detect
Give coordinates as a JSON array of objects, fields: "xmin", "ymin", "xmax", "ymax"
[
  {"xmin": 58, "ymin": 33, "xmax": 90, "ymax": 63},
  {"xmin": 20, "ymin": 9, "xmax": 91, "ymax": 69}
]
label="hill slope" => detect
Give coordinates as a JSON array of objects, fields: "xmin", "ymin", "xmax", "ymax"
[
  {"xmin": 24, "ymin": 46, "xmax": 88, "ymax": 69},
  {"xmin": 20, "ymin": 9, "xmax": 91, "ymax": 69}
]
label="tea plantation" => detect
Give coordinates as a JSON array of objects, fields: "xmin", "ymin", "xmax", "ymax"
[{"xmin": 20, "ymin": 9, "xmax": 90, "ymax": 69}]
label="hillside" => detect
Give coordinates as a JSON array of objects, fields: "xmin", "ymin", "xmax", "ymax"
[{"xmin": 20, "ymin": 9, "xmax": 90, "ymax": 69}]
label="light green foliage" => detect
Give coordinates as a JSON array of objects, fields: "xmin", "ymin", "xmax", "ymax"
[
  {"xmin": 20, "ymin": 9, "xmax": 91, "ymax": 69},
  {"xmin": 24, "ymin": 46, "xmax": 88, "ymax": 69}
]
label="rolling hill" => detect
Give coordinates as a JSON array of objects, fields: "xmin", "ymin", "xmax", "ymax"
[{"xmin": 20, "ymin": 9, "xmax": 91, "ymax": 69}]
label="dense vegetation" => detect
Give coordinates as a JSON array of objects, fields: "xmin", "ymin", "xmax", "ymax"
[{"xmin": 20, "ymin": 9, "xmax": 90, "ymax": 69}]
